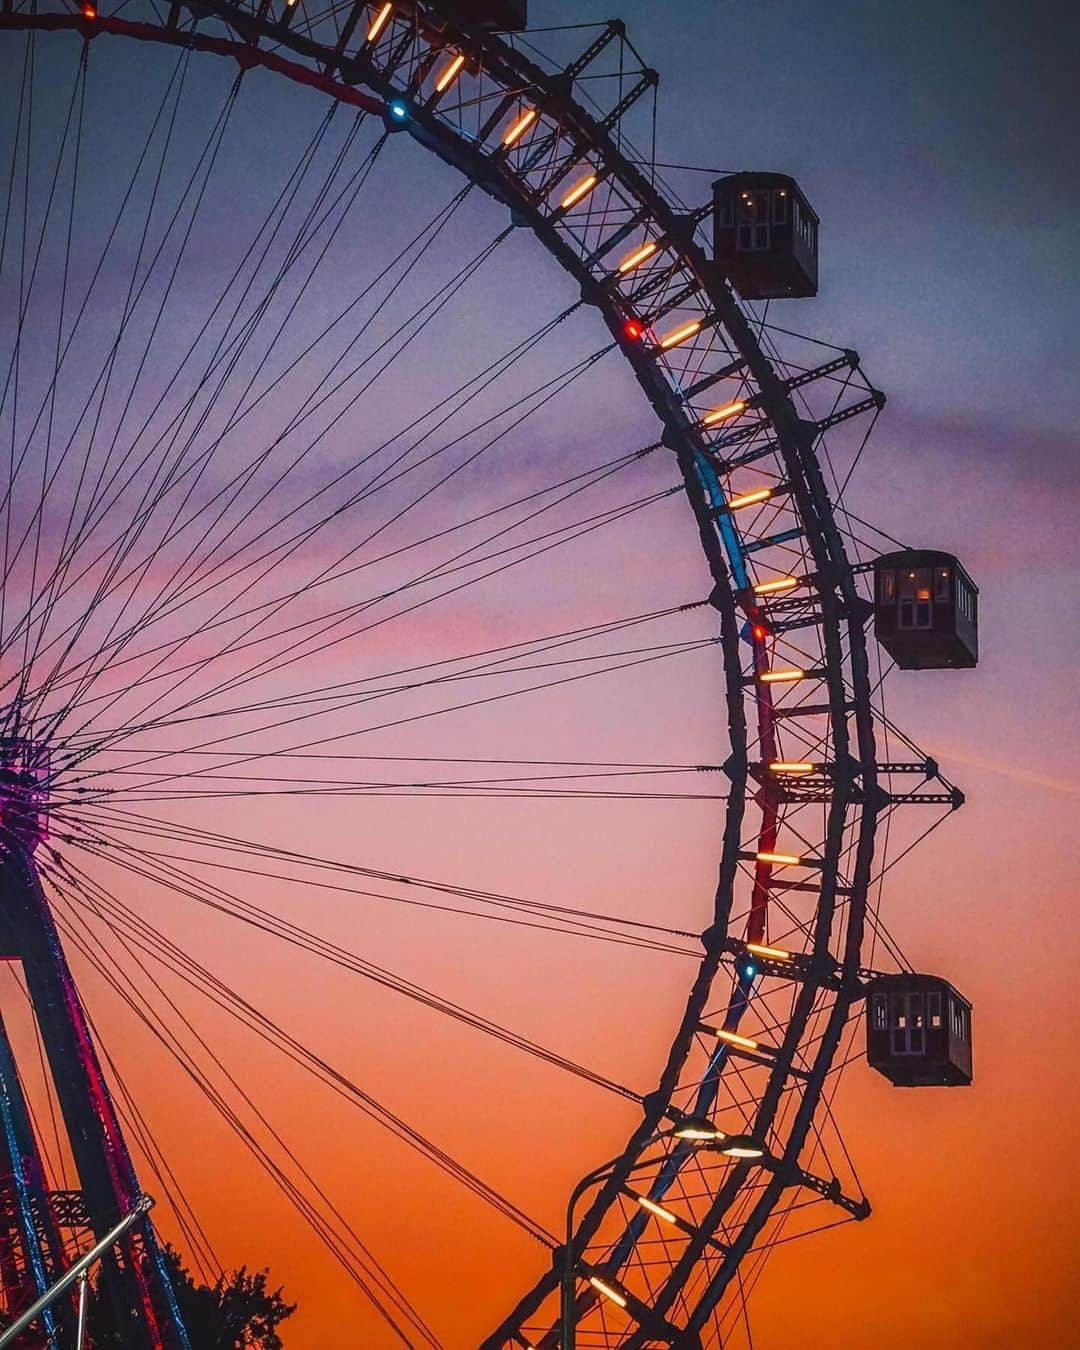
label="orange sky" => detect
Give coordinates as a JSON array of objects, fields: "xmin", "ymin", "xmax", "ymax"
[{"xmin": 0, "ymin": 1, "xmax": 1077, "ymax": 1346}]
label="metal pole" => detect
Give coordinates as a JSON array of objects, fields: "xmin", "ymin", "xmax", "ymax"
[
  {"xmin": 74, "ymin": 1271, "xmax": 89, "ymax": 1350},
  {"xmin": 561, "ymin": 1178, "xmax": 583, "ymax": 1350},
  {"xmin": 0, "ymin": 1194, "xmax": 154, "ymax": 1349},
  {"xmin": 560, "ymin": 1147, "xmax": 670, "ymax": 1348},
  {"xmin": 558, "ymin": 1131, "xmax": 715, "ymax": 1347},
  {"xmin": 0, "ymin": 844, "xmax": 181, "ymax": 1348}
]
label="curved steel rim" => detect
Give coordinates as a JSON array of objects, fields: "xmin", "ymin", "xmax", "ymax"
[{"xmin": 0, "ymin": 4, "xmax": 883, "ymax": 1345}]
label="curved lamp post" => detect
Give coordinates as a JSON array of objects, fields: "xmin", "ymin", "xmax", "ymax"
[{"xmin": 560, "ymin": 1119, "xmax": 767, "ymax": 1348}]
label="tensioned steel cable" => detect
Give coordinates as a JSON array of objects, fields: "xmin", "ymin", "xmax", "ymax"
[
  {"xmin": 82, "ymin": 1019, "xmax": 224, "ymax": 1283},
  {"xmin": 88, "ymin": 469, "xmax": 675, "ymax": 756},
  {"xmin": 44, "ymin": 871, "xmax": 442, "ymax": 1348},
  {"xmin": 0, "ymin": 28, "xmax": 37, "ymax": 660},
  {"xmin": 61, "ymin": 593, "xmax": 694, "ymax": 760},
  {"xmin": 83, "ymin": 518, "xmax": 695, "ymax": 744},
  {"xmin": 24, "ymin": 70, "xmax": 255, "ymax": 737},
  {"xmin": 55, "ymin": 459, "xmax": 674, "ymax": 762},
  {"xmin": 17, "ymin": 48, "xmax": 205, "ymax": 647},
  {"xmin": 47, "ymin": 850, "xmax": 556, "ymax": 1247},
  {"xmin": 77, "ymin": 292, "xmax": 598, "ymax": 735},
  {"xmin": 30, "ymin": 113, "xmax": 383, "ymax": 726},
  {"xmin": 60, "ymin": 828, "xmax": 643, "ymax": 1102},
  {"xmin": 57, "ymin": 597, "xmax": 703, "ymax": 783},
  {"xmin": 52, "ymin": 440, "xmax": 659, "ymax": 723},
  {"xmin": 25, "ymin": 271, "xmax": 578, "ymax": 716},
  {"xmin": 52, "ymin": 291, "xmax": 588, "ymax": 741},
  {"xmin": 51, "ymin": 800, "xmax": 701, "ymax": 949},
  {"xmin": 13, "ymin": 120, "xmax": 402, "ymax": 718},
  {"xmin": 96, "ymin": 637, "xmax": 716, "ymax": 777},
  {"xmin": 35, "ymin": 200, "xmax": 518, "ymax": 736},
  {"xmin": 48, "ymin": 856, "xmax": 442, "ymax": 1346},
  {"xmin": 6, "ymin": 51, "xmax": 240, "ymax": 735},
  {"xmin": 7, "ymin": 96, "xmax": 362, "ymax": 683},
  {"xmin": 51, "ymin": 407, "xmax": 647, "ymax": 758},
  {"xmin": 69, "ymin": 603, "xmax": 711, "ymax": 783},
  {"xmin": 37, "ymin": 124, "xmax": 412, "ymax": 720},
  {"xmin": 52, "ymin": 817, "xmax": 698, "ymax": 959},
  {"xmin": 14, "ymin": 48, "xmax": 88, "ymax": 704}
]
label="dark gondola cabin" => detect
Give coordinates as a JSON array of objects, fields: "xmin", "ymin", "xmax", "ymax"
[
  {"xmin": 866, "ymin": 974, "xmax": 972, "ymax": 1087},
  {"xmin": 441, "ymin": 0, "xmax": 527, "ymax": 28},
  {"xmin": 712, "ymin": 172, "xmax": 818, "ymax": 299},
  {"xmin": 873, "ymin": 550, "xmax": 978, "ymax": 669}
]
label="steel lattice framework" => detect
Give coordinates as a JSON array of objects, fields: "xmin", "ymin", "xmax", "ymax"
[{"xmin": 0, "ymin": 3, "xmax": 966, "ymax": 1346}]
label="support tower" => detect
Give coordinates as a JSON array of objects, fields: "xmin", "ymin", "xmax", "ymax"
[{"xmin": 0, "ymin": 737, "xmax": 189, "ymax": 1347}]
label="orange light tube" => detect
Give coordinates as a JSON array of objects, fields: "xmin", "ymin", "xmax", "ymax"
[
  {"xmin": 560, "ymin": 173, "xmax": 598, "ymax": 209},
  {"xmin": 746, "ymin": 941, "xmax": 793, "ymax": 961},
  {"xmin": 588, "ymin": 1277, "xmax": 628, "ymax": 1308},
  {"xmin": 434, "ymin": 52, "xmax": 466, "ymax": 93},
  {"xmin": 768, "ymin": 761, "xmax": 815, "ymax": 775},
  {"xmin": 753, "ymin": 576, "xmax": 799, "ymax": 595},
  {"xmin": 618, "ymin": 241, "xmax": 657, "ymax": 272},
  {"xmin": 756, "ymin": 850, "xmax": 802, "ymax": 866},
  {"xmin": 715, "ymin": 1028, "xmax": 759, "ymax": 1051},
  {"xmin": 702, "ymin": 399, "xmax": 746, "ymax": 425},
  {"xmin": 366, "ymin": 2, "xmax": 392, "ymax": 42},
  {"xmin": 635, "ymin": 1194, "xmax": 679, "ymax": 1225},
  {"xmin": 502, "ymin": 107, "xmax": 537, "ymax": 146},
  {"xmin": 726, "ymin": 487, "xmax": 772, "ymax": 510},
  {"xmin": 659, "ymin": 319, "xmax": 701, "ymax": 350},
  {"xmin": 758, "ymin": 667, "xmax": 805, "ymax": 684}
]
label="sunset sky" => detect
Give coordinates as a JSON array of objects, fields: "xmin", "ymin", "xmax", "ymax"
[{"xmin": 0, "ymin": 1, "xmax": 1076, "ymax": 1346}]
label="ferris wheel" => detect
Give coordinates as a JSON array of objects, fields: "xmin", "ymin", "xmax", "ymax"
[{"xmin": 0, "ymin": 3, "xmax": 980, "ymax": 1347}]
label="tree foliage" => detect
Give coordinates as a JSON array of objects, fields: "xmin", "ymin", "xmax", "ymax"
[{"xmin": 90, "ymin": 1244, "xmax": 296, "ymax": 1349}]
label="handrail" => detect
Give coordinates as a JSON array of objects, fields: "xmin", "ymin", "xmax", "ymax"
[{"xmin": 0, "ymin": 1194, "xmax": 155, "ymax": 1349}]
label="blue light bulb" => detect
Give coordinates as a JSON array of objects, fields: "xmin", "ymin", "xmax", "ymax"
[{"xmin": 389, "ymin": 99, "xmax": 409, "ymax": 123}]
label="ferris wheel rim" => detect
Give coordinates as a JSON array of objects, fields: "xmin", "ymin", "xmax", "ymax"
[{"xmin": 0, "ymin": 3, "xmax": 889, "ymax": 1344}]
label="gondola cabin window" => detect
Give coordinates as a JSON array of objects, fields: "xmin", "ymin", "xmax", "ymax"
[
  {"xmin": 737, "ymin": 190, "xmax": 772, "ymax": 251},
  {"xmin": 897, "ymin": 568, "xmax": 933, "ymax": 630}
]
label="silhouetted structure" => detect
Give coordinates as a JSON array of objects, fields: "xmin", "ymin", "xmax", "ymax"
[
  {"xmin": 873, "ymin": 550, "xmax": 979, "ymax": 669},
  {"xmin": 713, "ymin": 172, "xmax": 818, "ymax": 298},
  {"xmin": 0, "ymin": 742, "xmax": 189, "ymax": 1347},
  {"xmin": 443, "ymin": 0, "xmax": 527, "ymax": 29},
  {"xmin": 866, "ymin": 974, "xmax": 973, "ymax": 1086}
]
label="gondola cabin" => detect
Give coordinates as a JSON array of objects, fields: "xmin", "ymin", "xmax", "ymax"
[
  {"xmin": 712, "ymin": 172, "xmax": 818, "ymax": 299},
  {"xmin": 866, "ymin": 974, "xmax": 972, "ymax": 1087},
  {"xmin": 440, "ymin": 0, "xmax": 527, "ymax": 28},
  {"xmin": 873, "ymin": 550, "xmax": 978, "ymax": 669}
]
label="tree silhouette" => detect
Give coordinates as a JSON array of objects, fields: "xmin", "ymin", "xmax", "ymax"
[{"xmin": 89, "ymin": 1244, "xmax": 296, "ymax": 1349}]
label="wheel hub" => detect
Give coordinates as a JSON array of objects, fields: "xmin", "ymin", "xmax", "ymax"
[{"xmin": 0, "ymin": 737, "xmax": 50, "ymax": 854}]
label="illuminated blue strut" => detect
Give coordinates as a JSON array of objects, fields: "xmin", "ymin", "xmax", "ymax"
[
  {"xmin": 0, "ymin": 1039, "xmax": 60, "ymax": 1344},
  {"xmin": 591, "ymin": 450, "xmax": 762, "ymax": 1300}
]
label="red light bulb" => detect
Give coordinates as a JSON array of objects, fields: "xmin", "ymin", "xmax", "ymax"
[{"xmin": 624, "ymin": 318, "xmax": 644, "ymax": 342}]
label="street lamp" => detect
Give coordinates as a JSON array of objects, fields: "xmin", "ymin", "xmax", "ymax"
[
  {"xmin": 559, "ymin": 1117, "xmax": 764, "ymax": 1348},
  {"xmin": 716, "ymin": 1133, "xmax": 766, "ymax": 1159}
]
